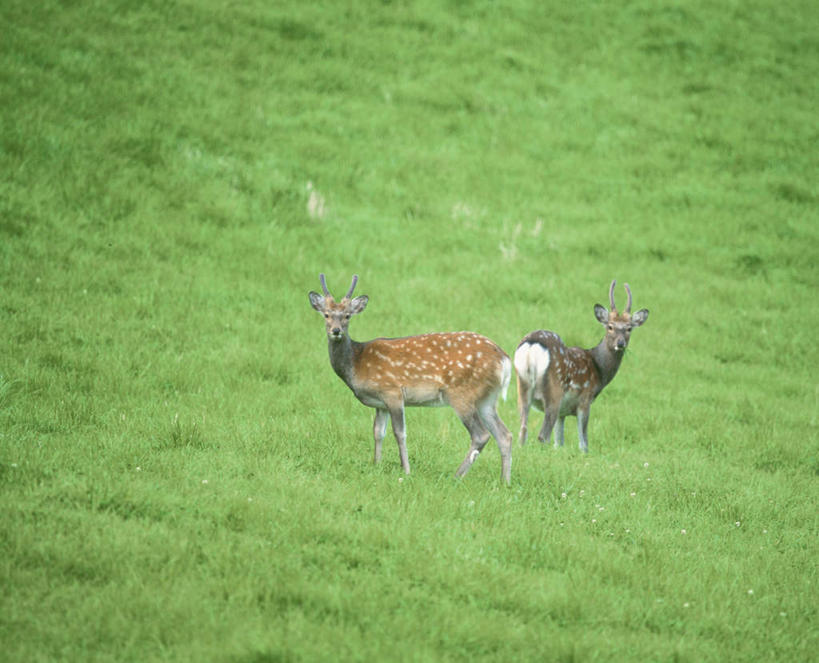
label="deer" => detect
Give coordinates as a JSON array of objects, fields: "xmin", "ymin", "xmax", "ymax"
[
  {"xmin": 308, "ymin": 274, "xmax": 513, "ymax": 483},
  {"xmin": 514, "ymin": 280, "xmax": 649, "ymax": 453}
]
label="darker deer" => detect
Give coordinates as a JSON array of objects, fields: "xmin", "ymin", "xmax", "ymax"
[
  {"xmin": 309, "ymin": 274, "xmax": 513, "ymax": 483},
  {"xmin": 514, "ymin": 280, "xmax": 648, "ymax": 452}
]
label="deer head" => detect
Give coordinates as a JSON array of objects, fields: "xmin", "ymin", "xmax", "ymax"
[
  {"xmin": 594, "ymin": 280, "xmax": 649, "ymax": 354},
  {"xmin": 309, "ymin": 274, "xmax": 369, "ymax": 342}
]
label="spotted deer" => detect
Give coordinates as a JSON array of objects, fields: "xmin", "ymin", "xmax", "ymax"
[
  {"xmin": 514, "ymin": 280, "xmax": 649, "ymax": 452},
  {"xmin": 308, "ymin": 274, "xmax": 513, "ymax": 483}
]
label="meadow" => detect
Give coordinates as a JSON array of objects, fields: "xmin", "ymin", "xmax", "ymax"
[{"xmin": 1, "ymin": 0, "xmax": 817, "ymax": 660}]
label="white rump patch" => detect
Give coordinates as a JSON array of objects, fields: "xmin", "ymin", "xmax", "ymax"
[{"xmin": 514, "ymin": 342, "xmax": 550, "ymax": 388}]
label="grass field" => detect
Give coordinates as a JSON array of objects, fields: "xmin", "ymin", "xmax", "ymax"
[{"xmin": 2, "ymin": 0, "xmax": 818, "ymax": 660}]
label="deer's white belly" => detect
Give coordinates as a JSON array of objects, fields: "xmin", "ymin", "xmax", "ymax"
[
  {"xmin": 559, "ymin": 390, "xmax": 580, "ymax": 416},
  {"xmin": 354, "ymin": 385, "xmax": 446, "ymax": 408},
  {"xmin": 402, "ymin": 385, "xmax": 447, "ymax": 406}
]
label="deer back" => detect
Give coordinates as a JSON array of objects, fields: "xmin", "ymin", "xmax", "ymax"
[
  {"xmin": 352, "ymin": 332, "xmax": 510, "ymax": 408},
  {"xmin": 516, "ymin": 330, "xmax": 601, "ymax": 404}
]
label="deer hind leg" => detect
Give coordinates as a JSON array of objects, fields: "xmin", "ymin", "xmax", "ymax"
[
  {"xmin": 516, "ymin": 373, "xmax": 533, "ymax": 447},
  {"xmin": 373, "ymin": 408, "xmax": 389, "ymax": 464},
  {"xmin": 554, "ymin": 416, "xmax": 566, "ymax": 448},
  {"xmin": 454, "ymin": 408, "xmax": 491, "ymax": 479},
  {"xmin": 536, "ymin": 405, "xmax": 559, "ymax": 445},
  {"xmin": 479, "ymin": 399, "xmax": 513, "ymax": 485}
]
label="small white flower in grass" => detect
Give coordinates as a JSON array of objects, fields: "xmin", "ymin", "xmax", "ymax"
[
  {"xmin": 561, "ymin": 492, "xmax": 567, "ymax": 499},
  {"xmin": 598, "ymin": 506, "xmax": 605, "ymax": 512},
  {"xmin": 202, "ymin": 479, "xmax": 208, "ymax": 484},
  {"xmin": 247, "ymin": 497, "xmax": 253, "ymax": 502},
  {"xmin": 11, "ymin": 463, "xmax": 18, "ymax": 468},
  {"xmin": 398, "ymin": 477, "xmax": 404, "ymax": 483},
  {"xmin": 736, "ymin": 521, "xmax": 741, "ymax": 527},
  {"xmin": 747, "ymin": 589, "xmax": 754, "ymax": 595},
  {"xmin": 763, "ymin": 529, "xmax": 768, "ymax": 534},
  {"xmin": 625, "ymin": 528, "xmax": 631, "ymax": 533},
  {"xmin": 683, "ymin": 602, "xmax": 690, "ymax": 608},
  {"xmin": 579, "ymin": 490, "xmax": 585, "ymax": 497},
  {"xmin": 630, "ymin": 492, "xmax": 636, "ymax": 497},
  {"xmin": 780, "ymin": 612, "xmax": 787, "ymax": 617},
  {"xmin": 643, "ymin": 462, "xmax": 649, "ymax": 468},
  {"xmin": 136, "ymin": 466, "xmax": 141, "ymax": 472},
  {"xmin": 591, "ymin": 518, "xmax": 597, "ymax": 524}
]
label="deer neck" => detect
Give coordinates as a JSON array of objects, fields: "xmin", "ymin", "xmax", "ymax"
[
  {"xmin": 589, "ymin": 340, "xmax": 625, "ymax": 389},
  {"xmin": 327, "ymin": 335, "xmax": 360, "ymax": 387}
]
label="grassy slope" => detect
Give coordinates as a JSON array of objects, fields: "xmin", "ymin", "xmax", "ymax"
[{"xmin": 1, "ymin": 0, "xmax": 817, "ymax": 661}]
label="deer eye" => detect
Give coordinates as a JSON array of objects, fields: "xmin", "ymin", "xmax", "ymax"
[
  {"xmin": 324, "ymin": 314, "xmax": 329, "ymax": 319},
  {"xmin": 607, "ymin": 325, "xmax": 614, "ymax": 331},
  {"xmin": 345, "ymin": 314, "xmax": 350, "ymax": 320}
]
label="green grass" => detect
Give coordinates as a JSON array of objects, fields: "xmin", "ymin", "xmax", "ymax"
[{"xmin": 2, "ymin": 0, "xmax": 817, "ymax": 660}]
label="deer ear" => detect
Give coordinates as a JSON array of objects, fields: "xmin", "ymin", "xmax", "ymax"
[
  {"xmin": 350, "ymin": 295, "xmax": 368, "ymax": 315},
  {"xmin": 631, "ymin": 308, "xmax": 649, "ymax": 327},
  {"xmin": 594, "ymin": 304, "xmax": 609, "ymax": 325},
  {"xmin": 308, "ymin": 291, "xmax": 325, "ymax": 312}
]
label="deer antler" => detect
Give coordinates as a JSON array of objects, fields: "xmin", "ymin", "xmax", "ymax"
[
  {"xmin": 624, "ymin": 283, "xmax": 633, "ymax": 313},
  {"xmin": 319, "ymin": 273, "xmax": 330, "ymax": 297},
  {"xmin": 609, "ymin": 280, "xmax": 617, "ymax": 312},
  {"xmin": 344, "ymin": 274, "xmax": 359, "ymax": 300}
]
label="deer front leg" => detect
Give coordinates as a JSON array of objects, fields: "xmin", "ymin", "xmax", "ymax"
[
  {"xmin": 387, "ymin": 403, "xmax": 411, "ymax": 474},
  {"xmin": 373, "ymin": 408, "xmax": 389, "ymax": 464},
  {"xmin": 577, "ymin": 406, "xmax": 590, "ymax": 453}
]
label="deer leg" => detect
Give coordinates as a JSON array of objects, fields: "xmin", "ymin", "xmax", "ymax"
[
  {"xmin": 373, "ymin": 408, "xmax": 389, "ymax": 464},
  {"xmin": 537, "ymin": 406, "xmax": 558, "ymax": 445},
  {"xmin": 479, "ymin": 401, "xmax": 513, "ymax": 485},
  {"xmin": 577, "ymin": 407, "xmax": 590, "ymax": 453},
  {"xmin": 516, "ymin": 375, "xmax": 533, "ymax": 446},
  {"xmin": 387, "ymin": 403, "xmax": 411, "ymax": 474},
  {"xmin": 554, "ymin": 416, "xmax": 565, "ymax": 448},
  {"xmin": 455, "ymin": 409, "xmax": 491, "ymax": 478}
]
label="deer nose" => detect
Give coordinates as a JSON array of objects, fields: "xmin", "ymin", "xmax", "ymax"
[
  {"xmin": 616, "ymin": 338, "xmax": 626, "ymax": 350},
  {"xmin": 331, "ymin": 327, "xmax": 342, "ymax": 337}
]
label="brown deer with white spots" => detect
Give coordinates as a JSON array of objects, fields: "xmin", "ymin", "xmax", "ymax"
[
  {"xmin": 514, "ymin": 280, "xmax": 649, "ymax": 452},
  {"xmin": 309, "ymin": 274, "xmax": 513, "ymax": 483}
]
